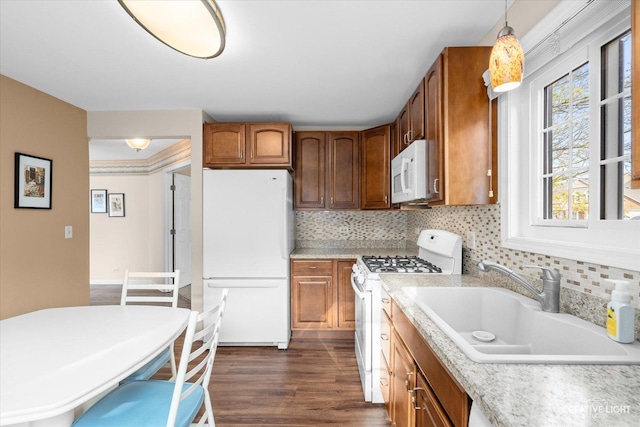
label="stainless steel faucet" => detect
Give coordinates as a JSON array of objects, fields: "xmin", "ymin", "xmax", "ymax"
[{"xmin": 477, "ymin": 260, "xmax": 561, "ymax": 313}]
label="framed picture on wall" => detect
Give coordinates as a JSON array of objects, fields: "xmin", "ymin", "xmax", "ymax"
[
  {"xmin": 90, "ymin": 189, "xmax": 107, "ymax": 213},
  {"xmin": 108, "ymin": 193, "xmax": 125, "ymax": 217},
  {"xmin": 14, "ymin": 152, "xmax": 52, "ymax": 209}
]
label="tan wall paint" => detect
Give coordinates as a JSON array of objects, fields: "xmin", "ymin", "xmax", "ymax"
[
  {"xmin": 89, "ymin": 166, "xmax": 180, "ymax": 282},
  {"xmin": 89, "ymin": 174, "xmax": 152, "ymax": 281},
  {"xmin": 0, "ymin": 75, "xmax": 89, "ymax": 319}
]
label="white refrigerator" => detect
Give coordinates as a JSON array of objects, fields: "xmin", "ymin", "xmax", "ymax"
[{"xmin": 202, "ymin": 169, "xmax": 294, "ymax": 349}]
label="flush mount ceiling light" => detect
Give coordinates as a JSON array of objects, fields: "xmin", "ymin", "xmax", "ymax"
[
  {"xmin": 118, "ymin": 0, "xmax": 225, "ymax": 59},
  {"xmin": 125, "ymin": 138, "xmax": 151, "ymax": 151},
  {"xmin": 489, "ymin": 0, "xmax": 524, "ymax": 92}
]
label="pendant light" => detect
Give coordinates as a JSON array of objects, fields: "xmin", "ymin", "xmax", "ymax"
[
  {"xmin": 118, "ymin": 0, "xmax": 225, "ymax": 59},
  {"xmin": 125, "ymin": 138, "xmax": 151, "ymax": 151},
  {"xmin": 489, "ymin": 0, "xmax": 524, "ymax": 92}
]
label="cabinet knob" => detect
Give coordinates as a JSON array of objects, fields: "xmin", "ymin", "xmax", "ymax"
[
  {"xmin": 380, "ymin": 379, "xmax": 389, "ymax": 387},
  {"xmin": 380, "ymin": 333, "xmax": 389, "ymax": 341}
]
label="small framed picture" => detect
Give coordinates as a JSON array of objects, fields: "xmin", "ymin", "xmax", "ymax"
[
  {"xmin": 14, "ymin": 152, "xmax": 52, "ymax": 209},
  {"xmin": 90, "ymin": 189, "xmax": 108, "ymax": 213},
  {"xmin": 108, "ymin": 193, "xmax": 125, "ymax": 217}
]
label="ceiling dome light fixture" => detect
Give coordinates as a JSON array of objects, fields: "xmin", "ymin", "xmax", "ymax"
[
  {"xmin": 118, "ymin": 0, "xmax": 225, "ymax": 59},
  {"xmin": 125, "ymin": 138, "xmax": 151, "ymax": 151},
  {"xmin": 489, "ymin": 0, "xmax": 524, "ymax": 92}
]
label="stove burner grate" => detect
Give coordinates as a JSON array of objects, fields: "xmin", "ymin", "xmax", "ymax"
[{"xmin": 362, "ymin": 255, "xmax": 442, "ymax": 273}]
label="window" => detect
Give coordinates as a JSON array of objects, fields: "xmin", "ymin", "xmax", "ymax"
[
  {"xmin": 542, "ymin": 62, "xmax": 590, "ymax": 221},
  {"xmin": 502, "ymin": 0, "xmax": 639, "ymax": 271},
  {"xmin": 600, "ymin": 31, "xmax": 633, "ymax": 220}
]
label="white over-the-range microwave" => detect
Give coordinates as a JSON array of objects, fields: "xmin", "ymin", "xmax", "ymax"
[{"xmin": 391, "ymin": 139, "xmax": 430, "ymax": 204}]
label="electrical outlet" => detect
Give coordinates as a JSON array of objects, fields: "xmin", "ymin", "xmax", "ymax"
[
  {"xmin": 65, "ymin": 225, "xmax": 73, "ymax": 239},
  {"xmin": 466, "ymin": 232, "xmax": 476, "ymax": 249}
]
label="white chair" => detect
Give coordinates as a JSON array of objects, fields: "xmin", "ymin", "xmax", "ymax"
[
  {"xmin": 120, "ymin": 270, "xmax": 181, "ymax": 382},
  {"xmin": 73, "ymin": 289, "xmax": 228, "ymax": 427}
]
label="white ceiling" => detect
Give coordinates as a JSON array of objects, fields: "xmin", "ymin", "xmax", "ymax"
[{"xmin": 0, "ymin": 0, "xmax": 512, "ymax": 158}]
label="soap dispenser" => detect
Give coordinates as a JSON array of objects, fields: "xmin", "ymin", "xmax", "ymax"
[{"xmin": 606, "ymin": 280, "xmax": 635, "ymax": 343}]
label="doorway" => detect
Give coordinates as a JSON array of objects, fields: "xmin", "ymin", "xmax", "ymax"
[{"xmin": 165, "ymin": 163, "xmax": 192, "ymax": 288}]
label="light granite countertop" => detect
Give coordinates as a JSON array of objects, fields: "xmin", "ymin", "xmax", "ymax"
[
  {"xmin": 379, "ymin": 274, "xmax": 640, "ymax": 427},
  {"xmin": 290, "ymin": 247, "xmax": 418, "ymax": 259}
]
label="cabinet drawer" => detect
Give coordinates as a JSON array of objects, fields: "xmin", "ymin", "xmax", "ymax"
[
  {"xmin": 291, "ymin": 260, "xmax": 333, "ymax": 276},
  {"xmin": 381, "ymin": 287, "xmax": 392, "ymax": 318},
  {"xmin": 380, "ymin": 311, "xmax": 392, "ymax": 364}
]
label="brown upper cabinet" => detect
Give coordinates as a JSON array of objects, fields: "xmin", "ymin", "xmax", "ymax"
[
  {"xmin": 423, "ymin": 47, "xmax": 498, "ymax": 206},
  {"xmin": 203, "ymin": 122, "xmax": 292, "ymax": 168},
  {"xmin": 361, "ymin": 124, "xmax": 392, "ymax": 209},
  {"xmin": 395, "ymin": 80, "xmax": 425, "ymax": 156},
  {"xmin": 294, "ymin": 131, "xmax": 360, "ymax": 210}
]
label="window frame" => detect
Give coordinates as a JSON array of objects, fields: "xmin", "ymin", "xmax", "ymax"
[{"xmin": 501, "ymin": 1, "xmax": 639, "ymax": 271}]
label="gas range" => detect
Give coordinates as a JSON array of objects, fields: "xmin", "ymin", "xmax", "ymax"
[
  {"xmin": 354, "ymin": 229, "xmax": 462, "ymax": 285},
  {"xmin": 361, "ymin": 255, "xmax": 443, "ymax": 274},
  {"xmin": 350, "ymin": 230, "xmax": 462, "ymax": 404}
]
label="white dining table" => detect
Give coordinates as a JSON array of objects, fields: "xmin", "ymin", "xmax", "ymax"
[{"xmin": 0, "ymin": 305, "xmax": 191, "ymax": 427}]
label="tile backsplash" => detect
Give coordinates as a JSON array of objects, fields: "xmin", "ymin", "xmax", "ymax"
[
  {"xmin": 295, "ymin": 210, "xmax": 408, "ymax": 248},
  {"xmin": 295, "ymin": 205, "xmax": 640, "ymax": 337}
]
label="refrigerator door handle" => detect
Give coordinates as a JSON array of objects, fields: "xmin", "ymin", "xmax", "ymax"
[{"xmin": 279, "ymin": 186, "xmax": 287, "ymax": 260}]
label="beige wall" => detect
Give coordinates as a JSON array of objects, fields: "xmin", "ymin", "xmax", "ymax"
[
  {"xmin": 88, "ymin": 110, "xmax": 208, "ymax": 311},
  {"xmin": 0, "ymin": 75, "xmax": 89, "ymax": 319},
  {"xmin": 90, "ymin": 174, "xmax": 153, "ymax": 281},
  {"xmin": 89, "ymin": 155, "xmax": 186, "ymax": 283}
]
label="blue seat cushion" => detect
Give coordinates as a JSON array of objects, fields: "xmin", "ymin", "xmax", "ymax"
[
  {"xmin": 72, "ymin": 380, "xmax": 204, "ymax": 427},
  {"xmin": 120, "ymin": 348, "xmax": 172, "ymax": 384}
]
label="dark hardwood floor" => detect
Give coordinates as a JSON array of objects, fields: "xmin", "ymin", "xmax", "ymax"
[{"xmin": 90, "ymin": 285, "xmax": 390, "ymax": 426}]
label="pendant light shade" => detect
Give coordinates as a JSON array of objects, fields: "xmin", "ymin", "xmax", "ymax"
[
  {"xmin": 118, "ymin": 0, "xmax": 225, "ymax": 59},
  {"xmin": 489, "ymin": 1, "xmax": 524, "ymax": 92},
  {"xmin": 125, "ymin": 138, "xmax": 151, "ymax": 151}
]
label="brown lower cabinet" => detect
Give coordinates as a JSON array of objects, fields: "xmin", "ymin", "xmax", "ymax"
[
  {"xmin": 382, "ymin": 287, "xmax": 470, "ymax": 427},
  {"xmin": 290, "ymin": 259, "xmax": 356, "ymax": 337}
]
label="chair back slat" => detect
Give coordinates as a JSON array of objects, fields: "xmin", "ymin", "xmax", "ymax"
[
  {"xmin": 166, "ymin": 289, "xmax": 228, "ymax": 427},
  {"xmin": 120, "ymin": 269, "xmax": 180, "ymax": 308}
]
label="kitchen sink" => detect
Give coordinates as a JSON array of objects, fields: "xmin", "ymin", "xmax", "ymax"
[{"xmin": 402, "ymin": 286, "xmax": 640, "ymax": 364}]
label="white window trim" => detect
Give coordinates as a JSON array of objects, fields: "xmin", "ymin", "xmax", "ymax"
[{"xmin": 500, "ymin": 0, "xmax": 639, "ymax": 271}]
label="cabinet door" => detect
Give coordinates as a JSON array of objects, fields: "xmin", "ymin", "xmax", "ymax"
[
  {"xmin": 380, "ymin": 350, "xmax": 392, "ymax": 417},
  {"xmin": 203, "ymin": 123, "xmax": 246, "ymax": 166},
  {"xmin": 391, "ymin": 330, "xmax": 415, "ymax": 427},
  {"xmin": 291, "ymin": 275, "xmax": 333, "ymax": 329},
  {"xmin": 327, "ymin": 132, "xmax": 360, "ymax": 209},
  {"xmin": 424, "ymin": 57, "xmax": 444, "ymax": 204},
  {"xmin": 294, "ymin": 132, "xmax": 326, "ymax": 209},
  {"xmin": 415, "ymin": 372, "xmax": 453, "ymax": 427},
  {"xmin": 361, "ymin": 125, "xmax": 391, "ymax": 210},
  {"xmin": 409, "ymin": 80, "xmax": 425, "ymax": 141},
  {"xmin": 396, "ymin": 104, "xmax": 411, "ymax": 153},
  {"xmin": 248, "ymin": 123, "xmax": 291, "ymax": 166},
  {"xmin": 336, "ymin": 260, "xmax": 356, "ymax": 329}
]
